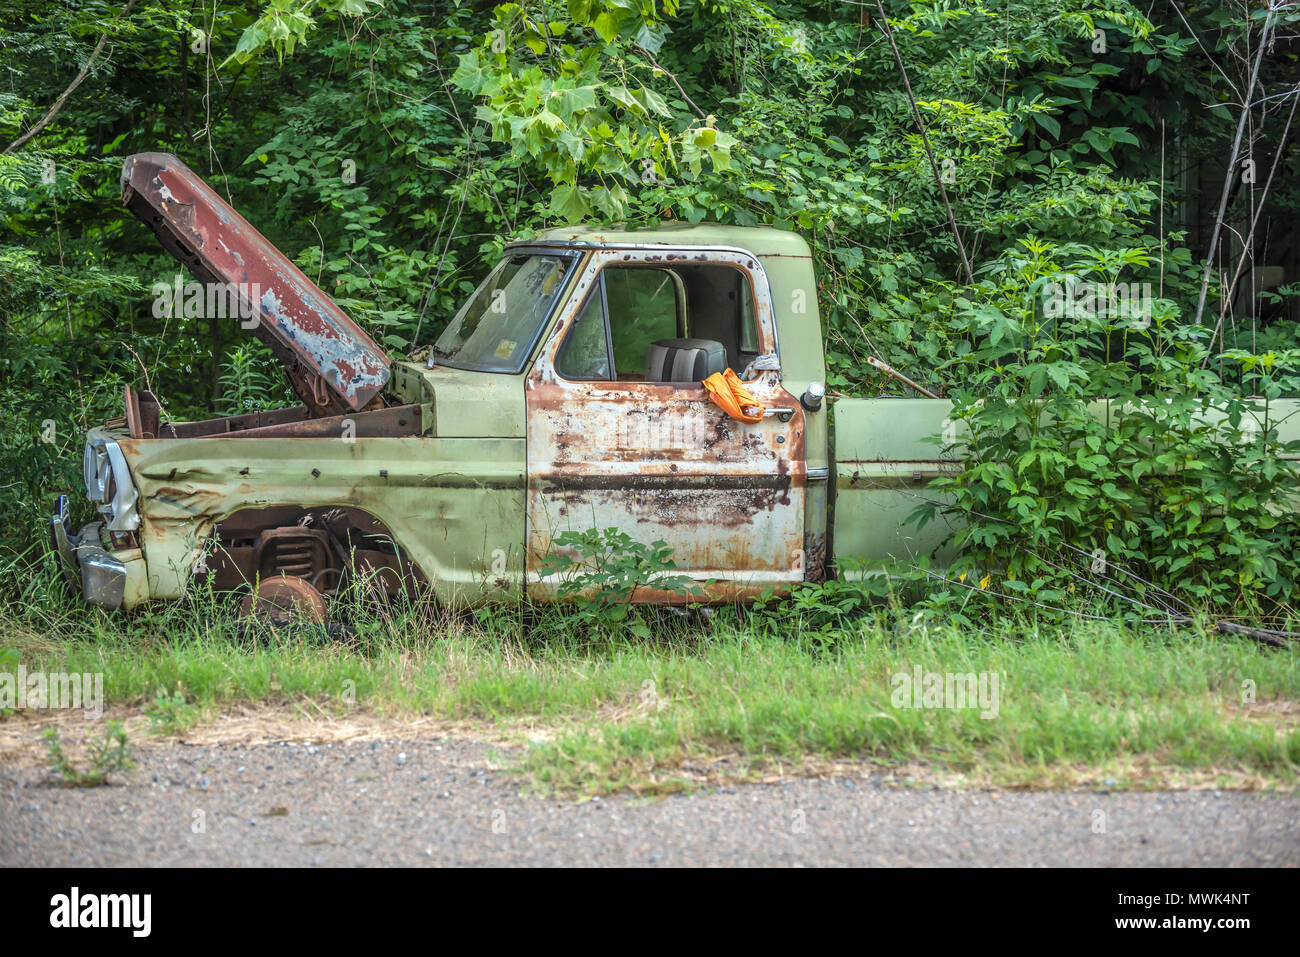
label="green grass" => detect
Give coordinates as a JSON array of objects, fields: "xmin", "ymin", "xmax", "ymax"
[{"xmin": 3, "ymin": 566, "xmax": 1298, "ymax": 796}]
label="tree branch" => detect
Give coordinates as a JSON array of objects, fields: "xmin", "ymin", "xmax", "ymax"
[
  {"xmin": 632, "ymin": 43, "xmax": 707, "ymax": 119},
  {"xmin": 4, "ymin": 0, "xmax": 139, "ymax": 155},
  {"xmin": 875, "ymin": 0, "xmax": 974, "ymax": 286},
  {"xmin": 1191, "ymin": 1, "xmax": 1277, "ymax": 329},
  {"xmin": 1203, "ymin": 82, "xmax": 1300, "ymax": 362}
]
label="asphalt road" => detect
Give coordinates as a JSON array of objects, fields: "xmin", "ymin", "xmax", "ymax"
[{"xmin": 3, "ymin": 737, "xmax": 1297, "ymax": 866}]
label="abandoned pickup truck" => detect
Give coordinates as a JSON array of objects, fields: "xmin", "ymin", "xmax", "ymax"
[{"xmin": 52, "ymin": 152, "xmax": 959, "ymax": 615}]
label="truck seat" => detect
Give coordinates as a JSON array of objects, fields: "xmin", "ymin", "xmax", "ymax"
[{"xmin": 644, "ymin": 338, "xmax": 728, "ymax": 382}]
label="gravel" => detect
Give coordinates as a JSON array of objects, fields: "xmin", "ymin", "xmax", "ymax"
[{"xmin": 2, "ymin": 738, "xmax": 1296, "ymax": 866}]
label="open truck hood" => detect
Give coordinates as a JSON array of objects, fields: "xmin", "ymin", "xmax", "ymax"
[{"xmin": 121, "ymin": 152, "xmax": 389, "ymax": 417}]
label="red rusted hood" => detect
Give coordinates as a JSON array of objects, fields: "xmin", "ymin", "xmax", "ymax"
[{"xmin": 121, "ymin": 152, "xmax": 389, "ymax": 416}]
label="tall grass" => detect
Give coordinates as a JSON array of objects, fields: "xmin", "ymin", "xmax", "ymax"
[{"xmin": 3, "ymin": 557, "xmax": 1297, "ymax": 794}]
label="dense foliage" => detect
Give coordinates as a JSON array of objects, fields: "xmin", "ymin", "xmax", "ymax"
[{"xmin": 2, "ymin": 0, "xmax": 1298, "ymax": 617}]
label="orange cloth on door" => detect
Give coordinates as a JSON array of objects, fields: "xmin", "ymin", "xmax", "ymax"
[{"xmin": 703, "ymin": 368, "xmax": 764, "ymax": 423}]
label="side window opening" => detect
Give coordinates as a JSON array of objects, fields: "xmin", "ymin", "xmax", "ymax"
[
  {"xmin": 555, "ymin": 262, "xmax": 764, "ymax": 384},
  {"xmin": 664, "ymin": 264, "xmax": 760, "ymax": 379}
]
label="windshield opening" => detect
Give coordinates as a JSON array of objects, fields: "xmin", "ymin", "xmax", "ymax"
[{"xmin": 431, "ymin": 251, "xmax": 577, "ymax": 373}]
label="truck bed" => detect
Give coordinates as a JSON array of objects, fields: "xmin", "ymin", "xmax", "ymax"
[
  {"xmin": 830, "ymin": 395, "xmax": 1300, "ymax": 575},
  {"xmin": 830, "ymin": 397, "xmax": 960, "ymax": 574}
]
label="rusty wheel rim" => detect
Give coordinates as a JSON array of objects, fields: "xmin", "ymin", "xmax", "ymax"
[{"xmin": 237, "ymin": 575, "xmax": 329, "ymax": 625}]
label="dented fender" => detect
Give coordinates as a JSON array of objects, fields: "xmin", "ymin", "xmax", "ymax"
[{"xmin": 114, "ymin": 435, "xmax": 526, "ymax": 607}]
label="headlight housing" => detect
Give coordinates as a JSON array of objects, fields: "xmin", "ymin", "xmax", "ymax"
[{"xmin": 83, "ymin": 440, "xmax": 109, "ymax": 503}]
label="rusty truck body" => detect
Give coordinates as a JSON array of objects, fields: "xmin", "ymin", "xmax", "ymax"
[{"xmin": 52, "ymin": 153, "xmax": 971, "ymax": 612}]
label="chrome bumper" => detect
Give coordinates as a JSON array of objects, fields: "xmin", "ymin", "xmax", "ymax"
[{"xmin": 50, "ymin": 494, "xmax": 127, "ymax": 609}]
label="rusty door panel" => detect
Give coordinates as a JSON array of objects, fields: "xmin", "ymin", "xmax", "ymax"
[
  {"xmin": 525, "ymin": 247, "xmax": 806, "ymax": 601},
  {"xmin": 121, "ymin": 153, "xmax": 389, "ymax": 417}
]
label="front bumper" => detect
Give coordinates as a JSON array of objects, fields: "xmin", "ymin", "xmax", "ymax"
[{"xmin": 50, "ymin": 494, "xmax": 143, "ymax": 609}]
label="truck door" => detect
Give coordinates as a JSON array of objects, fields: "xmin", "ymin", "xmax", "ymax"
[{"xmin": 525, "ymin": 247, "xmax": 807, "ymax": 601}]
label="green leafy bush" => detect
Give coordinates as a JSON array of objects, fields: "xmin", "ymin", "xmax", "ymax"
[{"xmin": 914, "ymin": 239, "xmax": 1300, "ymax": 614}]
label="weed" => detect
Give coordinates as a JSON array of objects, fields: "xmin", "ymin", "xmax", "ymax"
[
  {"xmin": 42, "ymin": 721, "xmax": 134, "ymax": 787},
  {"xmin": 536, "ymin": 527, "xmax": 702, "ymax": 640},
  {"xmin": 144, "ymin": 686, "xmax": 200, "ymax": 735}
]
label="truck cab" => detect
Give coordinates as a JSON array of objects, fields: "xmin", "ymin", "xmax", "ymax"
[{"xmin": 490, "ymin": 224, "xmax": 831, "ymax": 598}]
